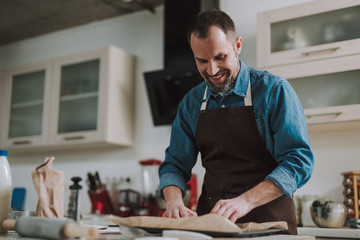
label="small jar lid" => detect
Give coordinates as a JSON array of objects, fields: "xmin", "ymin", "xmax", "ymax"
[{"xmin": 0, "ymin": 150, "xmax": 8, "ymax": 156}]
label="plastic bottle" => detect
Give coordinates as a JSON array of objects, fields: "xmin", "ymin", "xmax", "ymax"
[{"xmin": 0, "ymin": 150, "xmax": 12, "ymax": 234}]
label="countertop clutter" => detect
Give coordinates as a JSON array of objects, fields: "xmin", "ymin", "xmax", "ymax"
[
  {"xmin": 298, "ymin": 226, "xmax": 360, "ymax": 239},
  {"xmin": 0, "ymin": 214, "xmax": 315, "ymax": 240},
  {"xmin": 0, "ymin": 232, "xmax": 315, "ymax": 240}
]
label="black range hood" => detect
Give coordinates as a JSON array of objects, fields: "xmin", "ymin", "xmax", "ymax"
[{"xmin": 144, "ymin": 0, "xmax": 219, "ymax": 126}]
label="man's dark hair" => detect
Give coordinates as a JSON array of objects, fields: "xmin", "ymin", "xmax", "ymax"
[{"xmin": 187, "ymin": 9, "xmax": 236, "ymax": 44}]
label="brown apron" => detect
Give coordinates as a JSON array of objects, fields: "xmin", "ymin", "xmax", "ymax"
[{"xmin": 194, "ymin": 79, "xmax": 297, "ymax": 234}]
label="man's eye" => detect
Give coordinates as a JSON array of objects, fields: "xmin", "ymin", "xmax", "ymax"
[
  {"xmin": 197, "ymin": 59, "xmax": 207, "ymax": 63},
  {"xmin": 216, "ymin": 55, "xmax": 226, "ymax": 61}
]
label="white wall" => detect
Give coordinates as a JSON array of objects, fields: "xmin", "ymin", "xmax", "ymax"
[{"xmin": 1, "ymin": 0, "xmax": 360, "ymax": 215}]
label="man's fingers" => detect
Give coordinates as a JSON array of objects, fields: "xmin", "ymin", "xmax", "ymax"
[
  {"xmin": 179, "ymin": 207, "xmax": 189, "ymax": 217},
  {"xmin": 163, "ymin": 206, "xmax": 195, "ymax": 219},
  {"xmin": 211, "ymin": 200, "xmax": 228, "ymax": 216},
  {"xmin": 188, "ymin": 210, "xmax": 198, "ymax": 217},
  {"xmin": 171, "ymin": 209, "xmax": 181, "ymax": 218},
  {"xmin": 229, "ymin": 212, "xmax": 239, "ymax": 223},
  {"xmin": 221, "ymin": 207, "xmax": 235, "ymax": 220},
  {"xmin": 210, "ymin": 201, "xmax": 222, "ymax": 214},
  {"xmin": 210, "ymin": 199, "xmax": 244, "ymax": 223}
]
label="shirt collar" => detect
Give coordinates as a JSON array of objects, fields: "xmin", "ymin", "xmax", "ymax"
[
  {"xmin": 233, "ymin": 60, "xmax": 250, "ymax": 97},
  {"xmin": 206, "ymin": 60, "xmax": 250, "ymax": 100}
]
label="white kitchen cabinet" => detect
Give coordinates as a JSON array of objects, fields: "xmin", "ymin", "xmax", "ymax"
[
  {"xmin": 257, "ymin": 0, "xmax": 360, "ymax": 68},
  {"xmin": 1, "ymin": 61, "xmax": 52, "ymax": 149},
  {"xmin": 50, "ymin": 46, "xmax": 135, "ymax": 147},
  {"xmin": 265, "ymin": 54, "xmax": 360, "ymax": 125},
  {"xmin": 2, "ymin": 46, "xmax": 135, "ymax": 150}
]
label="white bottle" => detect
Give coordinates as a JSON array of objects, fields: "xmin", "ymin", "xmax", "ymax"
[{"xmin": 0, "ymin": 150, "xmax": 12, "ymax": 234}]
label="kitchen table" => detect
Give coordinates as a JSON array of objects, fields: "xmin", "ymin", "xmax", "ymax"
[{"xmin": 0, "ymin": 232, "xmax": 315, "ymax": 240}]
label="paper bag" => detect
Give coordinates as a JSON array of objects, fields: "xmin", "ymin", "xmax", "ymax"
[
  {"xmin": 31, "ymin": 156, "xmax": 65, "ymax": 218},
  {"xmin": 107, "ymin": 213, "xmax": 288, "ymax": 233}
]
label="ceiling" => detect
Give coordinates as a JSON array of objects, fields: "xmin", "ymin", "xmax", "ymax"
[{"xmin": 0, "ymin": 0, "xmax": 163, "ymax": 46}]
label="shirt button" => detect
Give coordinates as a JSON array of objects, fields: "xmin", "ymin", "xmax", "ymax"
[{"xmin": 221, "ymin": 104, "xmax": 225, "ymax": 108}]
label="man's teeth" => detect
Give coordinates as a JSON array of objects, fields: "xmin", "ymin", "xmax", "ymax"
[{"xmin": 213, "ymin": 73, "xmax": 223, "ymax": 79}]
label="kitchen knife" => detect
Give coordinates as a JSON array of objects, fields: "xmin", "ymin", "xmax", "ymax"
[
  {"xmin": 94, "ymin": 171, "xmax": 102, "ymax": 186},
  {"xmin": 2, "ymin": 216, "xmax": 99, "ymax": 239},
  {"xmin": 87, "ymin": 172, "xmax": 97, "ymax": 191}
]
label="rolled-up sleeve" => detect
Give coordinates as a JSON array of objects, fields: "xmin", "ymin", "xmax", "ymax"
[
  {"xmin": 158, "ymin": 100, "xmax": 199, "ymax": 198},
  {"xmin": 264, "ymin": 79, "xmax": 314, "ymax": 197}
]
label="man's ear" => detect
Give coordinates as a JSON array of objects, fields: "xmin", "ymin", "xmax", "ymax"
[{"xmin": 235, "ymin": 36, "xmax": 242, "ymax": 55}]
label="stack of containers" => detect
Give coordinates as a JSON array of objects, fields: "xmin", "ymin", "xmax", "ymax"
[{"xmin": 341, "ymin": 171, "xmax": 360, "ymax": 219}]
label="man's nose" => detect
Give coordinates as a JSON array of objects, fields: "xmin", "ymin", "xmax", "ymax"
[{"xmin": 207, "ymin": 61, "xmax": 219, "ymax": 76}]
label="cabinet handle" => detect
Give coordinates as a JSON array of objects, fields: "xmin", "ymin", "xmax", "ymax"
[
  {"xmin": 12, "ymin": 140, "xmax": 31, "ymax": 145},
  {"xmin": 64, "ymin": 136, "xmax": 85, "ymax": 141},
  {"xmin": 302, "ymin": 47, "xmax": 340, "ymax": 57},
  {"xmin": 306, "ymin": 111, "xmax": 343, "ymax": 119}
]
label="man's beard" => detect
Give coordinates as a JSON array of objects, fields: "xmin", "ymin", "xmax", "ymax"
[{"xmin": 204, "ymin": 70, "xmax": 237, "ymax": 94}]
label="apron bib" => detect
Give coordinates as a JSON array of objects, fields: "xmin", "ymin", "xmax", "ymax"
[{"xmin": 194, "ymin": 79, "xmax": 297, "ymax": 234}]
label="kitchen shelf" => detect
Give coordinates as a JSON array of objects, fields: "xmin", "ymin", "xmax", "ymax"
[
  {"xmin": 11, "ymin": 99, "xmax": 43, "ymax": 109},
  {"xmin": 60, "ymin": 92, "xmax": 98, "ymax": 102}
]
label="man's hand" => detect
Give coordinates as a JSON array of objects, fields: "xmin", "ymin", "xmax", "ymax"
[
  {"xmin": 210, "ymin": 180, "xmax": 283, "ymax": 222},
  {"xmin": 210, "ymin": 196, "xmax": 253, "ymax": 222},
  {"xmin": 162, "ymin": 185, "xmax": 197, "ymax": 218}
]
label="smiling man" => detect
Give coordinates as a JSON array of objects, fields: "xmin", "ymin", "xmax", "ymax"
[
  {"xmin": 193, "ymin": 25, "xmax": 240, "ymax": 94},
  {"xmin": 158, "ymin": 9, "xmax": 314, "ymax": 235}
]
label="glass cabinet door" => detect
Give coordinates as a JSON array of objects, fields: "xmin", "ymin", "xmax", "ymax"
[
  {"xmin": 271, "ymin": 5, "xmax": 360, "ymax": 53},
  {"xmin": 57, "ymin": 59, "xmax": 99, "ymax": 134},
  {"xmin": 9, "ymin": 70, "xmax": 45, "ymax": 138},
  {"xmin": 257, "ymin": 1, "xmax": 360, "ymax": 68},
  {"xmin": 289, "ymin": 70, "xmax": 360, "ymax": 109},
  {"xmin": 265, "ymin": 54, "xmax": 360, "ymax": 125}
]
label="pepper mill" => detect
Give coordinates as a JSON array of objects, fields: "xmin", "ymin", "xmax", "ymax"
[{"xmin": 67, "ymin": 176, "xmax": 82, "ymax": 221}]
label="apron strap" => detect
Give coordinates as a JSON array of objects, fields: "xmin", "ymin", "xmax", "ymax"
[
  {"xmin": 244, "ymin": 77, "xmax": 252, "ymax": 106},
  {"xmin": 200, "ymin": 86, "xmax": 208, "ymax": 111},
  {"xmin": 200, "ymin": 77, "xmax": 252, "ymax": 111}
]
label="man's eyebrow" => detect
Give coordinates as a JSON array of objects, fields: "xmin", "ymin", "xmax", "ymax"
[{"xmin": 195, "ymin": 57, "xmax": 207, "ymax": 61}]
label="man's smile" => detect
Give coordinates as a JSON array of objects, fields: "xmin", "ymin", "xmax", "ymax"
[{"xmin": 207, "ymin": 71, "xmax": 227, "ymax": 84}]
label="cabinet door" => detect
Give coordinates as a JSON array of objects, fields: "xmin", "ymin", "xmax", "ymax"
[
  {"xmin": 51, "ymin": 49, "xmax": 107, "ymax": 145},
  {"xmin": 257, "ymin": 0, "xmax": 360, "ymax": 68},
  {"xmin": 266, "ymin": 54, "xmax": 360, "ymax": 125},
  {"xmin": 2, "ymin": 62, "xmax": 52, "ymax": 148}
]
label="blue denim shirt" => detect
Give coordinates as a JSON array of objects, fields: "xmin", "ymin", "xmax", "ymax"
[{"xmin": 158, "ymin": 61, "xmax": 314, "ymax": 198}]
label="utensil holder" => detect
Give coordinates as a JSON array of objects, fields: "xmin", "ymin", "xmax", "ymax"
[
  {"xmin": 88, "ymin": 185, "xmax": 114, "ymax": 215},
  {"xmin": 341, "ymin": 171, "xmax": 360, "ymax": 219}
]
